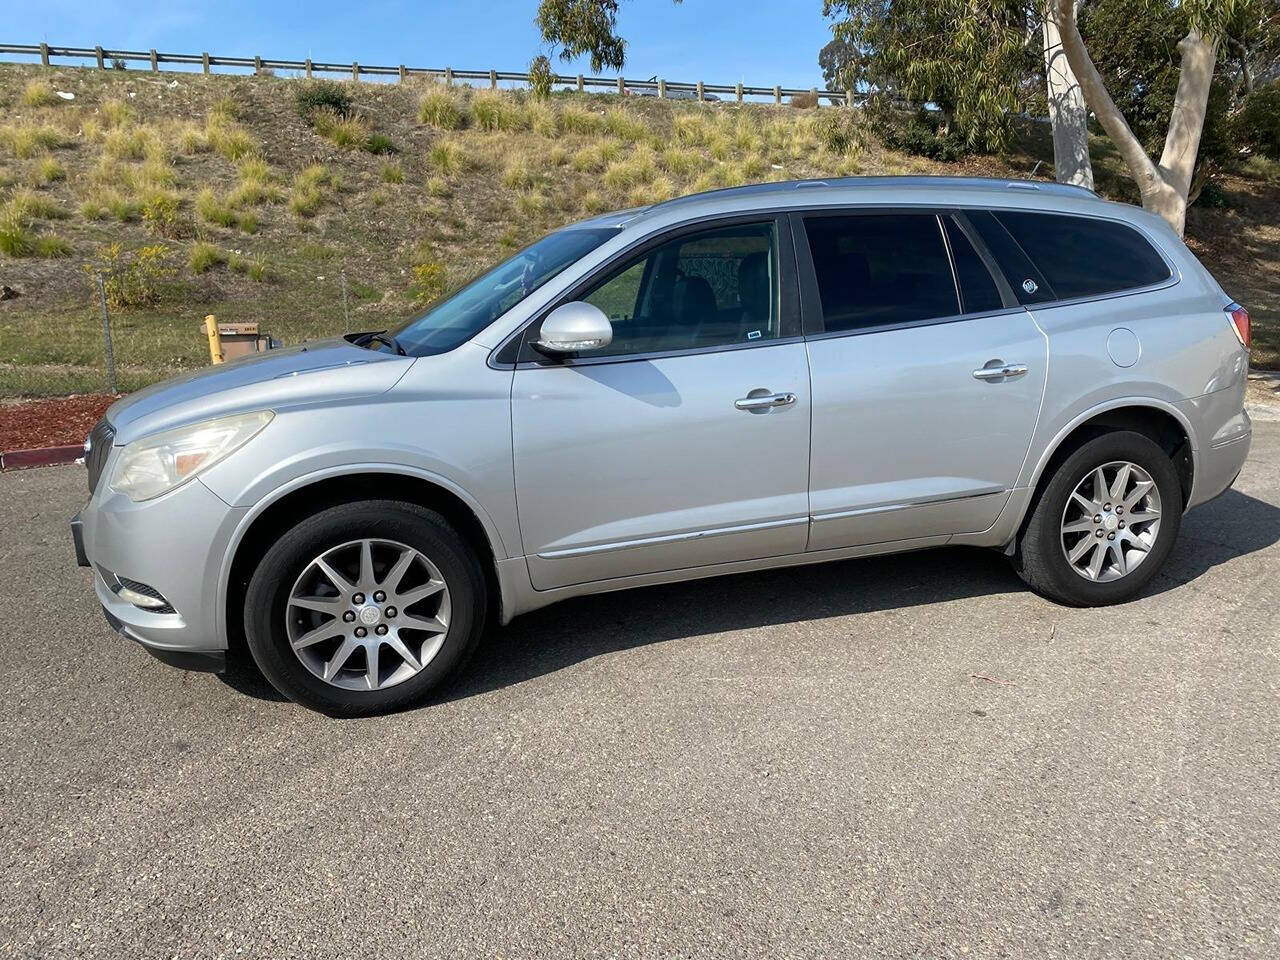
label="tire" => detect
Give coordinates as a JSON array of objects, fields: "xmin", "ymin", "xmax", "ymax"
[
  {"xmin": 1013, "ymin": 430, "xmax": 1183, "ymax": 606},
  {"xmin": 244, "ymin": 500, "xmax": 487, "ymax": 716}
]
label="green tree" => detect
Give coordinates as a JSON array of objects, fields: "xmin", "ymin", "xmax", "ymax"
[
  {"xmin": 822, "ymin": 1, "xmax": 1039, "ymax": 151},
  {"xmin": 536, "ymin": 0, "xmax": 682, "ymax": 72}
]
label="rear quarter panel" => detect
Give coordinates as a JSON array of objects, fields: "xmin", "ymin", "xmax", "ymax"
[{"xmin": 1016, "ymin": 219, "xmax": 1247, "ymax": 496}]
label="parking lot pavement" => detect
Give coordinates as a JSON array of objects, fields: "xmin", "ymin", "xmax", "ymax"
[{"xmin": 1, "ymin": 426, "xmax": 1277, "ymax": 960}]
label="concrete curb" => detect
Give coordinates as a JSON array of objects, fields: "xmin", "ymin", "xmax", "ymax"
[{"xmin": 0, "ymin": 445, "xmax": 83, "ymax": 471}]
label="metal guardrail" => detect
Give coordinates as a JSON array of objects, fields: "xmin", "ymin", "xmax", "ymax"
[{"xmin": 0, "ymin": 42, "xmax": 859, "ymax": 106}]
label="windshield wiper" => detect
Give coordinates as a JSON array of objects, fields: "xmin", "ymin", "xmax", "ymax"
[{"xmin": 357, "ymin": 331, "xmax": 407, "ymax": 355}]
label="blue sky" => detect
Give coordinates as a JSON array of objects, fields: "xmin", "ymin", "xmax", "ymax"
[{"xmin": 8, "ymin": 1, "xmax": 837, "ymax": 90}]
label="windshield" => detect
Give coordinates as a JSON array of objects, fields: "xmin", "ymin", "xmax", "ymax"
[{"xmin": 384, "ymin": 227, "xmax": 620, "ymax": 356}]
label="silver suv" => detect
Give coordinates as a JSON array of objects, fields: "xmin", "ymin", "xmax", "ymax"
[{"xmin": 72, "ymin": 177, "xmax": 1253, "ymax": 715}]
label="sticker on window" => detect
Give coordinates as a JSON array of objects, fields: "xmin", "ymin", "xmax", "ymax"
[
  {"xmin": 747, "ymin": 330, "xmax": 762, "ymax": 340},
  {"xmin": 1022, "ymin": 278, "xmax": 1039, "ymax": 295}
]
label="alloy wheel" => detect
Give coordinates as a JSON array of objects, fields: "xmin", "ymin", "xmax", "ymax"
[
  {"xmin": 285, "ymin": 538, "xmax": 451, "ymax": 691},
  {"xmin": 1059, "ymin": 460, "xmax": 1163, "ymax": 583}
]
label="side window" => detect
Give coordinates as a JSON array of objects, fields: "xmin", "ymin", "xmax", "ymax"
[
  {"xmin": 942, "ymin": 216, "xmax": 1005, "ymax": 314},
  {"xmin": 804, "ymin": 214, "xmax": 960, "ymax": 333},
  {"xmin": 994, "ymin": 211, "xmax": 1172, "ymax": 300},
  {"xmin": 965, "ymin": 210, "xmax": 1054, "ymax": 305},
  {"xmin": 576, "ymin": 221, "xmax": 779, "ymax": 357}
]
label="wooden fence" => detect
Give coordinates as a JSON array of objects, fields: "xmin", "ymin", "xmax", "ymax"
[{"xmin": 0, "ymin": 42, "xmax": 857, "ymax": 106}]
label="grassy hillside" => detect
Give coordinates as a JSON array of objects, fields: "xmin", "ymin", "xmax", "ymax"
[{"xmin": 0, "ymin": 62, "xmax": 1276, "ymax": 397}]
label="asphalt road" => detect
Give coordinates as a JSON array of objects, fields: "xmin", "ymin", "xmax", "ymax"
[{"xmin": 2, "ymin": 425, "xmax": 1278, "ymax": 959}]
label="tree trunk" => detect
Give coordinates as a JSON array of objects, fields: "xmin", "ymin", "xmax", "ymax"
[
  {"xmin": 1042, "ymin": 0, "xmax": 1094, "ymax": 189},
  {"xmin": 1054, "ymin": 0, "xmax": 1216, "ymax": 237}
]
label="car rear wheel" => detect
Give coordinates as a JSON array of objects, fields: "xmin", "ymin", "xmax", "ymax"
[
  {"xmin": 1013, "ymin": 430, "xmax": 1183, "ymax": 606},
  {"xmin": 244, "ymin": 500, "xmax": 487, "ymax": 715}
]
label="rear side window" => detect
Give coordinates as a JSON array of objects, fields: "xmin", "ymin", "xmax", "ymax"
[
  {"xmin": 965, "ymin": 210, "xmax": 1054, "ymax": 305},
  {"xmin": 942, "ymin": 217, "xmax": 1004, "ymax": 314},
  {"xmin": 993, "ymin": 211, "xmax": 1172, "ymax": 301},
  {"xmin": 804, "ymin": 214, "xmax": 959, "ymax": 332}
]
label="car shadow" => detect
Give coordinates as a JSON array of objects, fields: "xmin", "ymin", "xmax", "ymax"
[{"xmin": 219, "ymin": 488, "xmax": 1280, "ymax": 708}]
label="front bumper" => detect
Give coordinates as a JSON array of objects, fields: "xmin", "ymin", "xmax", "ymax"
[{"xmin": 75, "ymin": 474, "xmax": 249, "ymax": 669}]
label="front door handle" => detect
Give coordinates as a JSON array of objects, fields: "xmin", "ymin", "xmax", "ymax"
[
  {"xmin": 972, "ymin": 361, "xmax": 1028, "ymax": 381},
  {"xmin": 734, "ymin": 392, "xmax": 797, "ymax": 411}
]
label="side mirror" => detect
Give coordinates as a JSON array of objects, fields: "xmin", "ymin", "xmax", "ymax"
[{"xmin": 533, "ymin": 302, "xmax": 613, "ymax": 356}]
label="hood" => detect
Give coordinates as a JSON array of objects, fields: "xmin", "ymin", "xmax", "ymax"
[{"xmin": 106, "ymin": 337, "xmax": 415, "ymax": 444}]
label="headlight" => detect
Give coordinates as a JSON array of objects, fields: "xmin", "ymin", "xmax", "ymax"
[{"xmin": 110, "ymin": 410, "xmax": 273, "ymax": 501}]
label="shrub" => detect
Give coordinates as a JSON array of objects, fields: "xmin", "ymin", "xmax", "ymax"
[
  {"xmin": 91, "ymin": 242, "xmax": 177, "ymax": 307},
  {"xmin": 205, "ymin": 115, "xmax": 258, "ymax": 161},
  {"xmin": 516, "ymin": 190, "xmax": 545, "ymax": 216},
  {"xmin": 418, "ymin": 87, "xmax": 467, "ymax": 129},
  {"xmin": 472, "ymin": 90, "xmax": 526, "ymax": 132},
  {"xmin": 32, "ymin": 235, "xmax": 72, "ymax": 257},
  {"xmin": 661, "ymin": 146, "xmax": 699, "ymax": 178},
  {"xmin": 0, "ymin": 123, "xmax": 68, "ymax": 158},
  {"xmin": 528, "ymin": 101, "xmax": 556, "ymax": 137},
  {"xmin": 9, "ymin": 188, "xmax": 65, "ymax": 220},
  {"xmin": 1234, "ymin": 84, "xmax": 1280, "ymax": 160},
  {"xmin": 603, "ymin": 107, "xmax": 648, "ymax": 142},
  {"xmin": 188, "ymin": 241, "xmax": 226, "ymax": 273},
  {"xmin": 140, "ymin": 188, "xmax": 182, "ymax": 237},
  {"xmin": 196, "ymin": 188, "xmax": 237, "ymax": 227},
  {"xmin": 409, "ymin": 261, "xmax": 447, "ymax": 303},
  {"xmin": 295, "ymin": 80, "xmax": 352, "ymax": 121},
  {"xmin": 33, "ymin": 155, "xmax": 67, "ymax": 185},
  {"xmin": 428, "ymin": 138, "xmax": 467, "ymax": 175},
  {"xmin": 603, "ymin": 155, "xmax": 656, "ymax": 192},
  {"xmin": 229, "ymin": 252, "xmax": 270, "ymax": 282},
  {"xmin": 289, "ymin": 165, "xmax": 339, "ymax": 217},
  {"xmin": 0, "ymin": 211, "xmax": 32, "ymax": 256},
  {"xmin": 22, "ymin": 80, "xmax": 60, "ymax": 108},
  {"xmin": 177, "ymin": 123, "xmax": 209, "ymax": 154},
  {"xmin": 876, "ymin": 108, "xmax": 965, "ymax": 161},
  {"xmin": 789, "ymin": 90, "xmax": 820, "ymax": 109},
  {"xmin": 210, "ymin": 96, "xmax": 240, "ymax": 123},
  {"xmin": 559, "ymin": 105, "xmax": 602, "ymax": 135},
  {"xmin": 101, "ymin": 99, "xmax": 133, "ymax": 128},
  {"xmin": 581, "ymin": 190, "xmax": 608, "ymax": 213},
  {"xmin": 380, "ymin": 161, "xmax": 405, "ymax": 183},
  {"xmin": 502, "ymin": 155, "xmax": 535, "ymax": 190},
  {"xmin": 673, "ymin": 113, "xmax": 710, "ymax": 145},
  {"xmin": 529, "ymin": 56, "xmax": 555, "ymax": 101},
  {"xmin": 311, "ymin": 107, "xmax": 370, "ymax": 149},
  {"xmin": 365, "ymin": 132, "xmax": 396, "ymax": 155}
]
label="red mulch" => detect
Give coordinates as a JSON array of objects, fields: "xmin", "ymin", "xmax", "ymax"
[{"xmin": 0, "ymin": 394, "xmax": 121, "ymax": 451}]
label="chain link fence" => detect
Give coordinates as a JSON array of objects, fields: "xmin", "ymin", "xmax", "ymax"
[{"xmin": 0, "ymin": 267, "xmax": 366, "ymax": 399}]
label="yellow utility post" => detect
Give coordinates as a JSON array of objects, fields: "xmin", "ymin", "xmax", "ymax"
[{"xmin": 204, "ymin": 315, "xmax": 224, "ymax": 364}]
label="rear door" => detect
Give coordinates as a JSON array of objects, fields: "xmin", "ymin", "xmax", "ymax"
[
  {"xmin": 798, "ymin": 210, "xmax": 1048, "ymax": 550},
  {"xmin": 511, "ymin": 216, "xmax": 812, "ymax": 590}
]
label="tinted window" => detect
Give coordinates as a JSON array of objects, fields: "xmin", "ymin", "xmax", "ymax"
[
  {"xmin": 804, "ymin": 214, "xmax": 959, "ymax": 332},
  {"xmin": 994, "ymin": 211, "xmax": 1171, "ymax": 300},
  {"xmin": 965, "ymin": 210, "xmax": 1054, "ymax": 305},
  {"xmin": 943, "ymin": 216, "xmax": 1004, "ymax": 314},
  {"xmin": 569, "ymin": 221, "xmax": 778, "ymax": 357}
]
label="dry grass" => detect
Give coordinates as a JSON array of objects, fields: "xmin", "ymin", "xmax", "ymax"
[
  {"xmin": 418, "ymin": 86, "xmax": 468, "ymax": 130},
  {"xmin": 21, "ymin": 80, "xmax": 60, "ymax": 108}
]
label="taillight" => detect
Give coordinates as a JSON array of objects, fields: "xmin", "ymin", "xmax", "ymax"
[{"xmin": 1225, "ymin": 302, "xmax": 1251, "ymax": 349}]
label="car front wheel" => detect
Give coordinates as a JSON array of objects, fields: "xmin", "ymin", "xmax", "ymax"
[
  {"xmin": 244, "ymin": 500, "xmax": 487, "ymax": 715},
  {"xmin": 1013, "ymin": 430, "xmax": 1183, "ymax": 606}
]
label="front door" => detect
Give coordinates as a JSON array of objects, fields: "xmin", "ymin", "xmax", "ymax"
[
  {"xmin": 512, "ymin": 218, "xmax": 811, "ymax": 590},
  {"xmin": 798, "ymin": 211, "xmax": 1047, "ymax": 549}
]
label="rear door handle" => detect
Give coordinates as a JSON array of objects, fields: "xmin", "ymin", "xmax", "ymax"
[
  {"xmin": 972, "ymin": 362, "xmax": 1028, "ymax": 381},
  {"xmin": 734, "ymin": 392, "xmax": 797, "ymax": 411}
]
